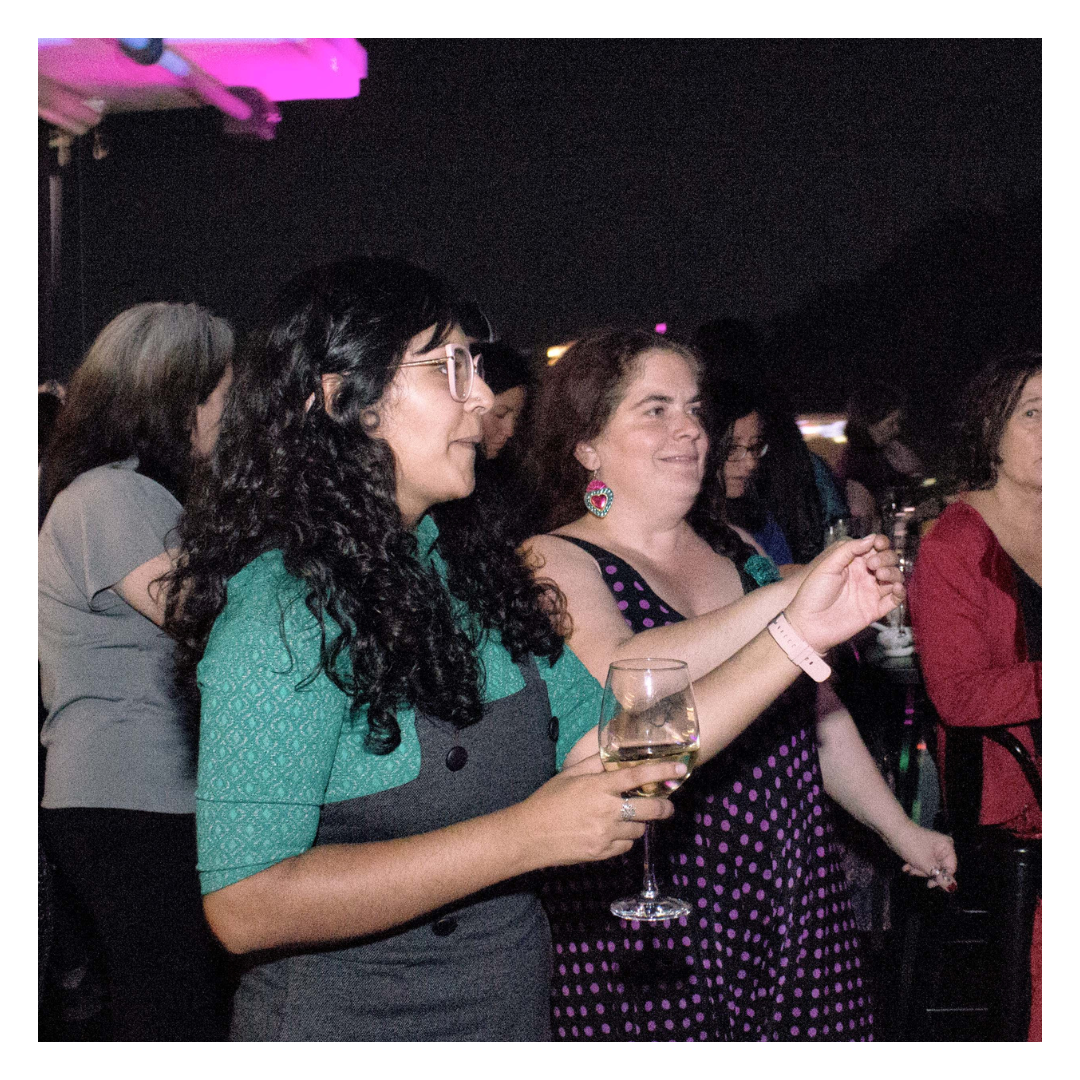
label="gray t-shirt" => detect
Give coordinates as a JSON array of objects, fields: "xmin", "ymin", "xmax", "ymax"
[{"xmin": 39, "ymin": 459, "xmax": 195, "ymax": 813}]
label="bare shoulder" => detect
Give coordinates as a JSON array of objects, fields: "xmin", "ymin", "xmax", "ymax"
[{"xmin": 520, "ymin": 532, "xmax": 603, "ymax": 582}]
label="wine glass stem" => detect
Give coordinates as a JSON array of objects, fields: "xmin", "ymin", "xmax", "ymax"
[{"xmin": 640, "ymin": 821, "xmax": 661, "ymax": 900}]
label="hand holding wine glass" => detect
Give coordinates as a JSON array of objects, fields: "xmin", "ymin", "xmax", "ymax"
[{"xmin": 599, "ymin": 658, "xmax": 699, "ymax": 922}]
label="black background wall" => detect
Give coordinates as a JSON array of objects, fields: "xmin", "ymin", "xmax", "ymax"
[{"xmin": 38, "ymin": 38, "xmax": 1040, "ymax": 468}]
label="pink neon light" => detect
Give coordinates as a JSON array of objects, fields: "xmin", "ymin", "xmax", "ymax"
[
  {"xmin": 38, "ymin": 39, "xmax": 366, "ymax": 106},
  {"xmin": 654, "ymin": 323, "xmax": 667, "ymax": 335}
]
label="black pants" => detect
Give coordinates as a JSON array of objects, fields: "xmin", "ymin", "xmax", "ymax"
[{"xmin": 40, "ymin": 807, "xmax": 230, "ymax": 1041}]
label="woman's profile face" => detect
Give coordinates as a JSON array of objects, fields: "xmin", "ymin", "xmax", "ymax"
[
  {"xmin": 481, "ymin": 385, "xmax": 527, "ymax": 460},
  {"xmin": 723, "ymin": 410, "xmax": 764, "ymax": 499},
  {"xmin": 373, "ymin": 324, "xmax": 494, "ymax": 524},
  {"xmin": 190, "ymin": 365, "xmax": 233, "ymax": 460},
  {"xmin": 996, "ymin": 371, "xmax": 1041, "ymax": 491},
  {"xmin": 578, "ymin": 349, "xmax": 707, "ymax": 509}
]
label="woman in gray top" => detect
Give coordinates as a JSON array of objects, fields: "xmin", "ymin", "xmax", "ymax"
[{"xmin": 39, "ymin": 302, "xmax": 234, "ymax": 1040}]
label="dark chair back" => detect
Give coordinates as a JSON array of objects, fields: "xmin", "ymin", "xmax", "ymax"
[
  {"xmin": 943, "ymin": 725, "xmax": 1041, "ymax": 833},
  {"xmin": 935, "ymin": 723, "xmax": 1041, "ymax": 1041}
]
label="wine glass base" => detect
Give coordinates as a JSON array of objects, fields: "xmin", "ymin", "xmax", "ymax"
[{"xmin": 610, "ymin": 895, "xmax": 691, "ymax": 922}]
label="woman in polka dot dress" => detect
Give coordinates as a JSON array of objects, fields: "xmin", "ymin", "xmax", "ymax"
[{"xmin": 522, "ymin": 329, "xmax": 957, "ymax": 1041}]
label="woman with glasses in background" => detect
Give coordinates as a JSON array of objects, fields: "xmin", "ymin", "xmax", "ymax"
[
  {"xmin": 710, "ymin": 379, "xmax": 850, "ymax": 567},
  {"xmin": 164, "ymin": 260, "xmax": 910, "ymax": 1041}
]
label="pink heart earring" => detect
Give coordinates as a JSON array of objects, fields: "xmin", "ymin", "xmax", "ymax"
[{"xmin": 584, "ymin": 473, "xmax": 614, "ymax": 518}]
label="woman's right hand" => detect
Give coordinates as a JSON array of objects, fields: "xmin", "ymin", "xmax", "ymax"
[
  {"xmin": 506, "ymin": 754, "xmax": 682, "ymax": 869},
  {"xmin": 785, "ymin": 534, "xmax": 904, "ymax": 653}
]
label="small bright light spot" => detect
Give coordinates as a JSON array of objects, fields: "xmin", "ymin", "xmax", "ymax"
[
  {"xmin": 654, "ymin": 323, "xmax": 667, "ymax": 335},
  {"xmin": 797, "ymin": 418, "xmax": 848, "ymax": 441},
  {"xmin": 546, "ymin": 343, "xmax": 572, "ymax": 364},
  {"xmin": 921, "ymin": 477, "xmax": 937, "ymax": 487}
]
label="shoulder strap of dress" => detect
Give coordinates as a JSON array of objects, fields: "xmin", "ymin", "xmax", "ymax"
[
  {"xmin": 548, "ymin": 535, "xmax": 641, "ymax": 581},
  {"xmin": 548, "ymin": 534, "xmax": 688, "ymax": 621},
  {"xmin": 550, "ymin": 534, "xmax": 617, "ymax": 563}
]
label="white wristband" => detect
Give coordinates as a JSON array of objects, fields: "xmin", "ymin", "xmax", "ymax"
[{"xmin": 767, "ymin": 612, "xmax": 832, "ymax": 682}]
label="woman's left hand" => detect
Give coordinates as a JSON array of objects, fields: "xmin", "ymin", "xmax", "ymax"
[
  {"xmin": 890, "ymin": 820, "xmax": 959, "ymax": 891},
  {"xmin": 785, "ymin": 534, "xmax": 904, "ymax": 653}
]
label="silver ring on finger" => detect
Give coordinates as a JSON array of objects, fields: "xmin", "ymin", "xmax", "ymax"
[{"xmin": 620, "ymin": 798, "xmax": 637, "ymax": 822}]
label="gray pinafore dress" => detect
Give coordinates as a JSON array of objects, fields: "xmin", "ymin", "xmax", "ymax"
[{"xmin": 230, "ymin": 656, "xmax": 560, "ymax": 1041}]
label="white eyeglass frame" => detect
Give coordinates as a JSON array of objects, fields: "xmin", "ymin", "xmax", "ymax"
[
  {"xmin": 399, "ymin": 344, "xmax": 484, "ymax": 402},
  {"xmin": 726, "ymin": 441, "xmax": 769, "ymax": 462}
]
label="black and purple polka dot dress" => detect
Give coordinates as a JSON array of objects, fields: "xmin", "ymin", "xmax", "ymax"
[{"xmin": 540, "ymin": 537, "xmax": 873, "ymax": 1041}]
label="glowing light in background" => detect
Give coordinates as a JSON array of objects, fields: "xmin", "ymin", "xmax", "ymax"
[
  {"xmin": 796, "ymin": 417, "xmax": 848, "ymax": 443},
  {"xmin": 546, "ymin": 343, "xmax": 572, "ymax": 365},
  {"xmin": 654, "ymin": 322, "xmax": 667, "ymax": 334}
]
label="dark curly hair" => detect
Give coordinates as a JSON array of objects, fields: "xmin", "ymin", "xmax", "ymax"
[
  {"xmin": 520, "ymin": 327, "xmax": 746, "ymax": 561},
  {"xmin": 164, "ymin": 256, "xmax": 564, "ymax": 755},
  {"xmin": 954, "ymin": 353, "xmax": 1042, "ymax": 491},
  {"xmin": 41, "ymin": 302, "xmax": 234, "ymax": 510}
]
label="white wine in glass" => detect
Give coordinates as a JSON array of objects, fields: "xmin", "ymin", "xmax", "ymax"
[{"xmin": 598, "ymin": 658, "xmax": 700, "ymax": 922}]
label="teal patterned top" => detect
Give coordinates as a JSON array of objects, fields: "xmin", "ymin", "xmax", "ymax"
[{"xmin": 195, "ymin": 514, "xmax": 602, "ymax": 894}]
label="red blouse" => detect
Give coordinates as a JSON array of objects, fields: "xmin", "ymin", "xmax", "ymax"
[{"xmin": 908, "ymin": 500, "xmax": 1041, "ymax": 836}]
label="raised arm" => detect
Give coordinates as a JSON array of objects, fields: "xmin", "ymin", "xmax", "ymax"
[
  {"xmin": 524, "ymin": 532, "xmax": 800, "ymax": 684},
  {"xmin": 113, "ymin": 549, "xmax": 175, "ymax": 627},
  {"xmin": 564, "ymin": 534, "xmax": 904, "ymax": 768}
]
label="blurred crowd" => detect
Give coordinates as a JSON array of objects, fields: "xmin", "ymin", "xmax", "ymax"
[{"xmin": 38, "ymin": 268, "xmax": 1040, "ymax": 1043}]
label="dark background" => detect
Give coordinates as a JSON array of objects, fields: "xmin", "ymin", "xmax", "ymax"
[{"xmin": 38, "ymin": 38, "xmax": 1040, "ymax": 466}]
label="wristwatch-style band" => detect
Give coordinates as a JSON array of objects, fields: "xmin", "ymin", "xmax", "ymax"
[{"xmin": 767, "ymin": 612, "xmax": 832, "ymax": 682}]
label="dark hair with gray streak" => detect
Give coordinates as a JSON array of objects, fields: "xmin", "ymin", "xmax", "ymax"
[{"xmin": 41, "ymin": 301, "xmax": 233, "ymax": 509}]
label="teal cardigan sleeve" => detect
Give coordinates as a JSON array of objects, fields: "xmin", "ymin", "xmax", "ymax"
[
  {"xmin": 539, "ymin": 646, "xmax": 603, "ymax": 769},
  {"xmin": 195, "ymin": 553, "xmax": 352, "ymax": 894},
  {"xmin": 195, "ymin": 532, "xmax": 603, "ymax": 893}
]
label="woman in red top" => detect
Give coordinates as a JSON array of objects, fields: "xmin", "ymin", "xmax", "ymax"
[{"xmin": 909, "ymin": 354, "xmax": 1041, "ymax": 1040}]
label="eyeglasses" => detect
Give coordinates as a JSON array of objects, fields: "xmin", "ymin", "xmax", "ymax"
[
  {"xmin": 399, "ymin": 344, "xmax": 485, "ymax": 403},
  {"xmin": 727, "ymin": 441, "xmax": 769, "ymax": 462}
]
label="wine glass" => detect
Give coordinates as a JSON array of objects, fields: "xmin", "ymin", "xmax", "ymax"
[
  {"xmin": 887, "ymin": 551, "xmax": 911, "ymax": 630},
  {"xmin": 598, "ymin": 658, "xmax": 700, "ymax": 922},
  {"xmin": 824, "ymin": 516, "xmax": 853, "ymax": 546}
]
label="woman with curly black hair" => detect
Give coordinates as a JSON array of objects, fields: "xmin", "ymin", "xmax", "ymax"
[{"xmin": 166, "ymin": 258, "xmax": 907, "ymax": 1041}]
